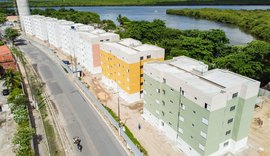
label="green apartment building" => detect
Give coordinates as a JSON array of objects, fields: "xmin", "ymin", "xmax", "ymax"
[{"xmin": 142, "ymin": 56, "xmax": 260, "ymax": 156}]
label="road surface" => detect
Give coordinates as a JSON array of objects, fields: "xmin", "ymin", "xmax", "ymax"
[{"xmin": 18, "ymin": 38, "xmax": 128, "ymax": 156}]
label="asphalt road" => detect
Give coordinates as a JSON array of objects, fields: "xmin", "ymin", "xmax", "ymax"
[{"xmin": 18, "ymin": 39, "xmax": 128, "ymax": 156}]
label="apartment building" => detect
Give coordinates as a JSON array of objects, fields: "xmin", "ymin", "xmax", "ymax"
[
  {"xmin": 143, "ymin": 56, "xmax": 260, "ymax": 156},
  {"xmin": 45, "ymin": 17, "xmax": 58, "ymax": 47},
  {"xmin": 55, "ymin": 20, "xmax": 74, "ymax": 49},
  {"xmin": 101, "ymin": 38, "xmax": 164, "ymax": 103},
  {"xmin": 22, "ymin": 16, "xmax": 33, "ymax": 36}
]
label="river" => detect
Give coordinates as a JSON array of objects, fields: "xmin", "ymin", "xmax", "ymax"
[{"xmin": 50, "ymin": 5, "xmax": 270, "ymax": 45}]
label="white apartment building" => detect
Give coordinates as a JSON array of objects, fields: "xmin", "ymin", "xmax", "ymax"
[{"xmin": 22, "ymin": 16, "xmax": 33, "ymax": 36}]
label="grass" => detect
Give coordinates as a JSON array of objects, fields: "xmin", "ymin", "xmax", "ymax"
[{"xmin": 102, "ymin": 104, "xmax": 148, "ymax": 155}]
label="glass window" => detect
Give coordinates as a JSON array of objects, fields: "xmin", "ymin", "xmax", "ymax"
[
  {"xmin": 232, "ymin": 92, "xmax": 238, "ymax": 98},
  {"xmin": 226, "ymin": 130, "xmax": 231, "ymax": 135},
  {"xmin": 147, "ymin": 55, "xmax": 151, "ymax": 59},
  {"xmin": 230, "ymin": 106, "xmax": 236, "ymax": 111},
  {"xmin": 228, "ymin": 118, "xmax": 233, "ymax": 124}
]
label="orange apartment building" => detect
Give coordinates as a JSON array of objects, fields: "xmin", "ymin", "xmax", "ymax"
[{"xmin": 100, "ymin": 38, "xmax": 164, "ymax": 103}]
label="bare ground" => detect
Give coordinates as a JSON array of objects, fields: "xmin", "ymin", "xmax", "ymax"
[{"xmin": 0, "ymin": 105, "xmax": 16, "ymax": 156}]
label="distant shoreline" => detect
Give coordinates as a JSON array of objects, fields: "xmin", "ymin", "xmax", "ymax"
[{"xmin": 1, "ymin": 1, "xmax": 270, "ymax": 8}]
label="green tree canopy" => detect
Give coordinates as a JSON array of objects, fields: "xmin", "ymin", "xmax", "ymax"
[
  {"xmin": 4, "ymin": 69, "xmax": 21, "ymax": 90},
  {"xmin": 4, "ymin": 28, "xmax": 20, "ymax": 44}
]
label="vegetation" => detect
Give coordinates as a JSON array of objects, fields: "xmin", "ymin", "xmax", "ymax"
[
  {"xmin": 0, "ymin": 13, "xmax": 6, "ymax": 24},
  {"xmin": 4, "ymin": 69, "xmax": 21, "ymax": 90},
  {"xmin": 4, "ymin": 69, "xmax": 34, "ymax": 156},
  {"xmin": 1, "ymin": 0, "xmax": 270, "ymax": 8},
  {"xmin": 32, "ymin": 8, "xmax": 101, "ymax": 24},
  {"xmin": 166, "ymin": 8, "xmax": 270, "ymax": 42},
  {"xmin": 117, "ymin": 17, "xmax": 270, "ymax": 86},
  {"xmin": 12, "ymin": 47, "xmax": 64, "ymax": 156},
  {"xmin": 4, "ymin": 28, "xmax": 20, "ymax": 44},
  {"xmin": 102, "ymin": 104, "xmax": 148, "ymax": 155}
]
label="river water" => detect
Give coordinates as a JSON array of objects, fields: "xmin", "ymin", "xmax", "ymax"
[{"xmin": 52, "ymin": 5, "xmax": 270, "ymax": 45}]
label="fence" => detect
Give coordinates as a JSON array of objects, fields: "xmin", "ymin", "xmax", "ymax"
[{"xmin": 259, "ymin": 88, "xmax": 270, "ymax": 99}]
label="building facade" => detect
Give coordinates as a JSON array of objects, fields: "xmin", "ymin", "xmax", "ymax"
[
  {"xmin": 143, "ymin": 56, "xmax": 260, "ymax": 156},
  {"xmin": 22, "ymin": 15, "xmax": 120, "ymax": 75},
  {"xmin": 101, "ymin": 38, "xmax": 164, "ymax": 103}
]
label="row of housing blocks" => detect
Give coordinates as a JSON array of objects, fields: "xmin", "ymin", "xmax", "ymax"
[{"xmin": 22, "ymin": 15, "xmax": 260, "ymax": 156}]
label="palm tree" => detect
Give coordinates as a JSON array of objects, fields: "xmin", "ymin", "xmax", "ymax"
[{"xmin": 4, "ymin": 69, "xmax": 21, "ymax": 90}]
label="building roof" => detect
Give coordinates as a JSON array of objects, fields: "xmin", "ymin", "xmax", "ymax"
[
  {"xmin": 145, "ymin": 56, "xmax": 259, "ymax": 95},
  {"xmin": 0, "ymin": 45, "xmax": 15, "ymax": 63},
  {"xmin": 0, "ymin": 45, "xmax": 11, "ymax": 54}
]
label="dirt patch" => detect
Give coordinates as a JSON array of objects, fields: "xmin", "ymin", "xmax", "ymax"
[{"xmin": 241, "ymin": 97, "xmax": 270, "ymax": 156}]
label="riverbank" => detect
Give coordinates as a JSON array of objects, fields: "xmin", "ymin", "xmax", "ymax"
[
  {"xmin": 166, "ymin": 8, "xmax": 270, "ymax": 42},
  {"xmin": 1, "ymin": 0, "xmax": 270, "ymax": 8}
]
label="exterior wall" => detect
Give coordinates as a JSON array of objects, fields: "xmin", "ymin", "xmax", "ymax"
[
  {"xmin": 22, "ymin": 16, "xmax": 33, "ymax": 35},
  {"xmin": 101, "ymin": 49, "xmax": 163, "ymax": 103},
  {"xmin": 143, "ymin": 71, "xmax": 259, "ymax": 156}
]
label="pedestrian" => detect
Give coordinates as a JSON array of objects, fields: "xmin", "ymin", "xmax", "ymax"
[{"xmin": 138, "ymin": 123, "xmax": 141, "ymax": 130}]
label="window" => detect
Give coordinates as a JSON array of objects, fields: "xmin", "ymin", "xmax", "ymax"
[
  {"xmin": 228, "ymin": 118, "xmax": 233, "ymax": 124},
  {"xmin": 169, "ymin": 111, "xmax": 172, "ymax": 114},
  {"xmin": 193, "ymin": 110, "xmax": 196, "ymax": 114},
  {"xmin": 204, "ymin": 103, "xmax": 211, "ymax": 110},
  {"xmin": 223, "ymin": 141, "xmax": 229, "ymax": 147},
  {"xmin": 162, "ymin": 101, "xmax": 165, "ymax": 106},
  {"xmin": 180, "ymin": 103, "xmax": 185, "ymax": 110},
  {"xmin": 126, "ymin": 69, "xmax": 129, "ymax": 73},
  {"xmin": 226, "ymin": 130, "xmax": 231, "ymax": 135},
  {"xmin": 147, "ymin": 55, "xmax": 151, "ymax": 59},
  {"xmin": 162, "ymin": 111, "xmax": 165, "ymax": 116},
  {"xmin": 140, "ymin": 74, "xmax": 143, "ymax": 77},
  {"xmin": 191, "ymin": 124, "xmax": 194, "ymax": 127},
  {"xmin": 162, "ymin": 89, "xmax": 166, "ymax": 95},
  {"xmin": 140, "ymin": 82, "xmax": 143, "ymax": 85},
  {"xmin": 140, "ymin": 65, "xmax": 143, "ymax": 69},
  {"xmin": 194, "ymin": 97, "xmax": 197, "ymax": 100},
  {"xmin": 190, "ymin": 136, "xmax": 193, "ymax": 139},
  {"xmin": 163, "ymin": 78, "xmax": 166, "ymax": 83},
  {"xmin": 180, "ymin": 116, "xmax": 184, "ymax": 122},
  {"xmin": 140, "ymin": 90, "xmax": 143, "ymax": 94},
  {"xmin": 181, "ymin": 90, "xmax": 185, "ymax": 96},
  {"xmin": 170, "ymin": 100, "xmax": 173, "ymax": 103},
  {"xmin": 230, "ymin": 106, "xmax": 236, "ymax": 111},
  {"xmin": 202, "ymin": 118, "xmax": 208, "ymax": 125},
  {"xmin": 169, "ymin": 122, "xmax": 172, "ymax": 125},
  {"xmin": 199, "ymin": 144, "xmax": 205, "ymax": 151},
  {"xmin": 200, "ymin": 131, "xmax": 207, "ymax": 138},
  {"xmin": 171, "ymin": 88, "xmax": 174, "ymax": 91},
  {"xmin": 156, "ymin": 89, "xmax": 160, "ymax": 93},
  {"xmin": 232, "ymin": 92, "xmax": 238, "ymax": 98},
  {"xmin": 140, "ymin": 56, "xmax": 144, "ymax": 60},
  {"xmin": 178, "ymin": 128, "xmax": 183, "ymax": 134}
]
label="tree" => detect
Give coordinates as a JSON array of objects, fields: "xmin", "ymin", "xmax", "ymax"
[
  {"xmin": 4, "ymin": 69, "xmax": 21, "ymax": 90},
  {"xmin": 0, "ymin": 13, "xmax": 6, "ymax": 24},
  {"xmin": 102, "ymin": 20, "xmax": 116, "ymax": 31},
  {"xmin": 8, "ymin": 87, "xmax": 23, "ymax": 103},
  {"xmin": 4, "ymin": 28, "xmax": 20, "ymax": 44}
]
